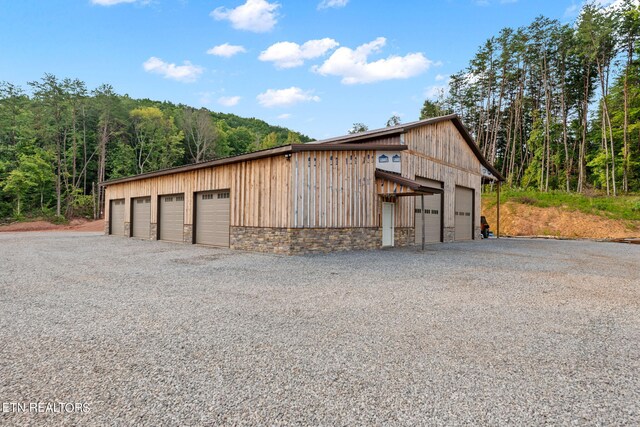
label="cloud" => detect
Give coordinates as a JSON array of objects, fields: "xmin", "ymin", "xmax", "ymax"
[
  {"xmin": 218, "ymin": 96, "xmax": 241, "ymax": 106},
  {"xmin": 259, "ymin": 38, "xmax": 339, "ymax": 69},
  {"xmin": 318, "ymin": 0, "xmax": 348, "ymax": 9},
  {"xmin": 142, "ymin": 57, "xmax": 204, "ymax": 83},
  {"xmin": 257, "ymin": 87, "xmax": 320, "ymax": 107},
  {"xmin": 313, "ymin": 37, "xmax": 432, "ymax": 84},
  {"xmin": 435, "ymin": 74, "xmax": 448, "ymax": 82},
  {"xmin": 564, "ymin": 0, "xmax": 635, "ymax": 17},
  {"xmin": 211, "ymin": 0, "xmax": 280, "ymax": 33},
  {"xmin": 207, "ymin": 43, "xmax": 247, "ymax": 57},
  {"xmin": 277, "ymin": 113, "xmax": 291, "ymax": 119}
]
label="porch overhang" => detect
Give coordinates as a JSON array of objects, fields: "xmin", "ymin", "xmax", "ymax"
[{"xmin": 375, "ymin": 169, "xmax": 444, "ymax": 197}]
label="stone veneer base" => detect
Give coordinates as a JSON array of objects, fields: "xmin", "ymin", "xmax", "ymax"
[{"xmin": 231, "ymin": 227, "xmax": 415, "ymax": 255}]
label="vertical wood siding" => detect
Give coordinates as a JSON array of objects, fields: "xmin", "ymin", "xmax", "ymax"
[
  {"xmin": 291, "ymin": 150, "xmax": 378, "ymax": 228},
  {"xmin": 105, "ymin": 156, "xmax": 291, "ymax": 228},
  {"xmin": 402, "ymin": 120, "xmax": 482, "ymax": 229}
]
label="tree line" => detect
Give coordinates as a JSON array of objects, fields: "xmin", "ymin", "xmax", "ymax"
[
  {"xmin": 0, "ymin": 75, "xmax": 311, "ymax": 221},
  {"xmin": 422, "ymin": 1, "xmax": 640, "ymax": 194}
]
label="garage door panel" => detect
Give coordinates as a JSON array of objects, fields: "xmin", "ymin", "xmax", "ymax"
[
  {"xmin": 455, "ymin": 186, "xmax": 473, "ymax": 241},
  {"xmin": 196, "ymin": 191, "xmax": 230, "ymax": 247},
  {"xmin": 160, "ymin": 195, "xmax": 184, "ymax": 242},
  {"xmin": 110, "ymin": 199, "xmax": 125, "ymax": 236},
  {"xmin": 415, "ymin": 178, "xmax": 442, "ymax": 244},
  {"xmin": 132, "ymin": 197, "xmax": 151, "ymax": 239}
]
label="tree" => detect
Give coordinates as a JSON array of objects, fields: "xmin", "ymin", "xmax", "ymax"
[
  {"xmin": 2, "ymin": 150, "xmax": 54, "ymax": 216},
  {"xmin": 129, "ymin": 106, "xmax": 184, "ymax": 173},
  {"xmin": 180, "ymin": 107, "xmax": 219, "ymax": 163},
  {"xmin": 386, "ymin": 115, "xmax": 401, "ymax": 127},
  {"xmin": 419, "ymin": 100, "xmax": 450, "ymax": 120},
  {"xmin": 348, "ymin": 123, "xmax": 368, "ymax": 134}
]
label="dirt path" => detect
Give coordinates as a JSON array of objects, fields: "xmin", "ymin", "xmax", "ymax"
[
  {"xmin": 482, "ymin": 200, "xmax": 640, "ymax": 239},
  {"xmin": 0, "ymin": 219, "xmax": 104, "ymax": 233}
]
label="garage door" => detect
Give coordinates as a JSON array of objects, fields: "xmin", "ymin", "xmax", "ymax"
[
  {"xmin": 132, "ymin": 197, "xmax": 151, "ymax": 239},
  {"xmin": 110, "ymin": 199, "xmax": 125, "ymax": 236},
  {"xmin": 159, "ymin": 194, "xmax": 184, "ymax": 242},
  {"xmin": 415, "ymin": 178, "xmax": 442, "ymax": 244},
  {"xmin": 195, "ymin": 190, "xmax": 230, "ymax": 247},
  {"xmin": 455, "ymin": 186, "xmax": 474, "ymax": 241}
]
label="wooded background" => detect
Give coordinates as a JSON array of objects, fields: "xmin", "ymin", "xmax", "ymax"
[
  {"xmin": 0, "ymin": 77, "xmax": 310, "ymax": 221},
  {"xmin": 422, "ymin": 1, "xmax": 640, "ymax": 195}
]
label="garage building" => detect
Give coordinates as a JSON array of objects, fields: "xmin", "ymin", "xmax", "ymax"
[{"xmin": 103, "ymin": 114, "xmax": 503, "ymax": 254}]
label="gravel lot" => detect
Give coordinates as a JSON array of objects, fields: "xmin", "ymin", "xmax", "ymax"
[{"xmin": 1, "ymin": 232, "xmax": 638, "ymax": 426}]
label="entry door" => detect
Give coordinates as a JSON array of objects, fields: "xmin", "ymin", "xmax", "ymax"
[
  {"xmin": 195, "ymin": 191, "xmax": 230, "ymax": 247},
  {"xmin": 159, "ymin": 194, "xmax": 184, "ymax": 242},
  {"xmin": 110, "ymin": 199, "xmax": 125, "ymax": 236},
  {"xmin": 455, "ymin": 186, "xmax": 474, "ymax": 241},
  {"xmin": 415, "ymin": 178, "xmax": 442, "ymax": 244},
  {"xmin": 382, "ymin": 202, "xmax": 395, "ymax": 247},
  {"xmin": 132, "ymin": 197, "xmax": 151, "ymax": 239}
]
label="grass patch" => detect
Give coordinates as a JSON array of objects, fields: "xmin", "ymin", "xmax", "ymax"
[{"xmin": 482, "ymin": 189, "xmax": 640, "ymax": 221}]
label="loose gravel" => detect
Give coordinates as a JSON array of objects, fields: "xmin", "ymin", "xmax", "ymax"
[{"xmin": 1, "ymin": 232, "xmax": 639, "ymax": 426}]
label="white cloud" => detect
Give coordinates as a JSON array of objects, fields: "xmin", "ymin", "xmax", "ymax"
[
  {"xmin": 207, "ymin": 43, "xmax": 247, "ymax": 57},
  {"xmin": 259, "ymin": 38, "xmax": 339, "ymax": 69},
  {"xmin": 218, "ymin": 96, "xmax": 241, "ymax": 106},
  {"xmin": 277, "ymin": 113, "xmax": 291, "ymax": 119},
  {"xmin": 257, "ymin": 87, "xmax": 320, "ymax": 107},
  {"xmin": 211, "ymin": 0, "xmax": 280, "ymax": 33},
  {"xmin": 565, "ymin": 0, "xmax": 636, "ymax": 17},
  {"xmin": 435, "ymin": 74, "xmax": 448, "ymax": 82},
  {"xmin": 313, "ymin": 37, "xmax": 432, "ymax": 85},
  {"xmin": 142, "ymin": 57, "xmax": 204, "ymax": 83},
  {"xmin": 318, "ymin": 0, "xmax": 348, "ymax": 9}
]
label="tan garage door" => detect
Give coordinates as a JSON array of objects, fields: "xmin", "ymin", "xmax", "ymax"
[
  {"xmin": 110, "ymin": 199, "xmax": 125, "ymax": 236},
  {"xmin": 195, "ymin": 191, "xmax": 230, "ymax": 247},
  {"xmin": 159, "ymin": 194, "xmax": 184, "ymax": 242},
  {"xmin": 132, "ymin": 197, "xmax": 151, "ymax": 239},
  {"xmin": 455, "ymin": 186, "xmax": 474, "ymax": 241},
  {"xmin": 415, "ymin": 178, "xmax": 442, "ymax": 244}
]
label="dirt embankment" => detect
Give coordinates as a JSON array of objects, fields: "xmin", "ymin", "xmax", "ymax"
[
  {"xmin": 0, "ymin": 218, "xmax": 104, "ymax": 233},
  {"xmin": 482, "ymin": 200, "xmax": 640, "ymax": 239}
]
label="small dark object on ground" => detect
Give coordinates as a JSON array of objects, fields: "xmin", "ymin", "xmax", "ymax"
[{"xmin": 480, "ymin": 215, "xmax": 490, "ymax": 238}]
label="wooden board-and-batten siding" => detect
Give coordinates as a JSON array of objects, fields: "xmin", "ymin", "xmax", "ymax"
[
  {"xmin": 105, "ymin": 155, "xmax": 291, "ymax": 229},
  {"xmin": 292, "ymin": 150, "xmax": 378, "ymax": 229},
  {"xmin": 400, "ymin": 121, "xmax": 482, "ymax": 230}
]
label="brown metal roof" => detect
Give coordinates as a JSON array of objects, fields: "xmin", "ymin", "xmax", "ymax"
[
  {"xmin": 102, "ymin": 143, "xmax": 408, "ymax": 186},
  {"xmin": 312, "ymin": 114, "xmax": 505, "ymax": 182},
  {"xmin": 375, "ymin": 169, "xmax": 444, "ymax": 195}
]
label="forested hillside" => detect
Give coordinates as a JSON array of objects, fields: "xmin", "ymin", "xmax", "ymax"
[
  {"xmin": 422, "ymin": 0, "xmax": 640, "ymax": 194},
  {"xmin": 0, "ymin": 75, "xmax": 311, "ymax": 221}
]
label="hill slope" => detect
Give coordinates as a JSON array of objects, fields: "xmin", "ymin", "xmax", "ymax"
[{"xmin": 482, "ymin": 191, "xmax": 640, "ymax": 239}]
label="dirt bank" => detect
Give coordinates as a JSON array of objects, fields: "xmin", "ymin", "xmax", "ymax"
[
  {"xmin": 0, "ymin": 218, "xmax": 104, "ymax": 233},
  {"xmin": 482, "ymin": 200, "xmax": 640, "ymax": 239}
]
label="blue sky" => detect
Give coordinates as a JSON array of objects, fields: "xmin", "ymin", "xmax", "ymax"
[{"xmin": 0, "ymin": 0, "xmax": 610, "ymax": 139}]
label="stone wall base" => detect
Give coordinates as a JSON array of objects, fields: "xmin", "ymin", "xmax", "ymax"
[
  {"xmin": 443, "ymin": 227, "xmax": 455, "ymax": 242},
  {"xmin": 183, "ymin": 224, "xmax": 193, "ymax": 244},
  {"xmin": 124, "ymin": 222, "xmax": 131, "ymax": 237},
  {"xmin": 231, "ymin": 227, "xmax": 417, "ymax": 255},
  {"xmin": 150, "ymin": 223, "xmax": 158, "ymax": 240}
]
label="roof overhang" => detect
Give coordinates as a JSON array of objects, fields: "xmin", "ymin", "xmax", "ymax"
[
  {"xmin": 102, "ymin": 143, "xmax": 408, "ymax": 186},
  {"xmin": 375, "ymin": 169, "xmax": 444, "ymax": 197}
]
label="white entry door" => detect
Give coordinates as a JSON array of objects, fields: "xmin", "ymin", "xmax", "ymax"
[{"xmin": 382, "ymin": 202, "xmax": 395, "ymax": 247}]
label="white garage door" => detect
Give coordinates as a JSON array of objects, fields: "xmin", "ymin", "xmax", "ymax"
[
  {"xmin": 455, "ymin": 186, "xmax": 474, "ymax": 241},
  {"xmin": 110, "ymin": 199, "xmax": 125, "ymax": 236},
  {"xmin": 195, "ymin": 191, "xmax": 230, "ymax": 247},
  {"xmin": 415, "ymin": 178, "xmax": 442, "ymax": 244},
  {"xmin": 132, "ymin": 197, "xmax": 151, "ymax": 239},
  {"xmin": 159, "ymin": 194, "xmax": 184, "ymax": 242}
]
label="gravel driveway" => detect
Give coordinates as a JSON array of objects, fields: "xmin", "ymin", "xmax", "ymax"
[{"xmin": 1, "ymin": 232, "xmax": 638, "ymax": 426}]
